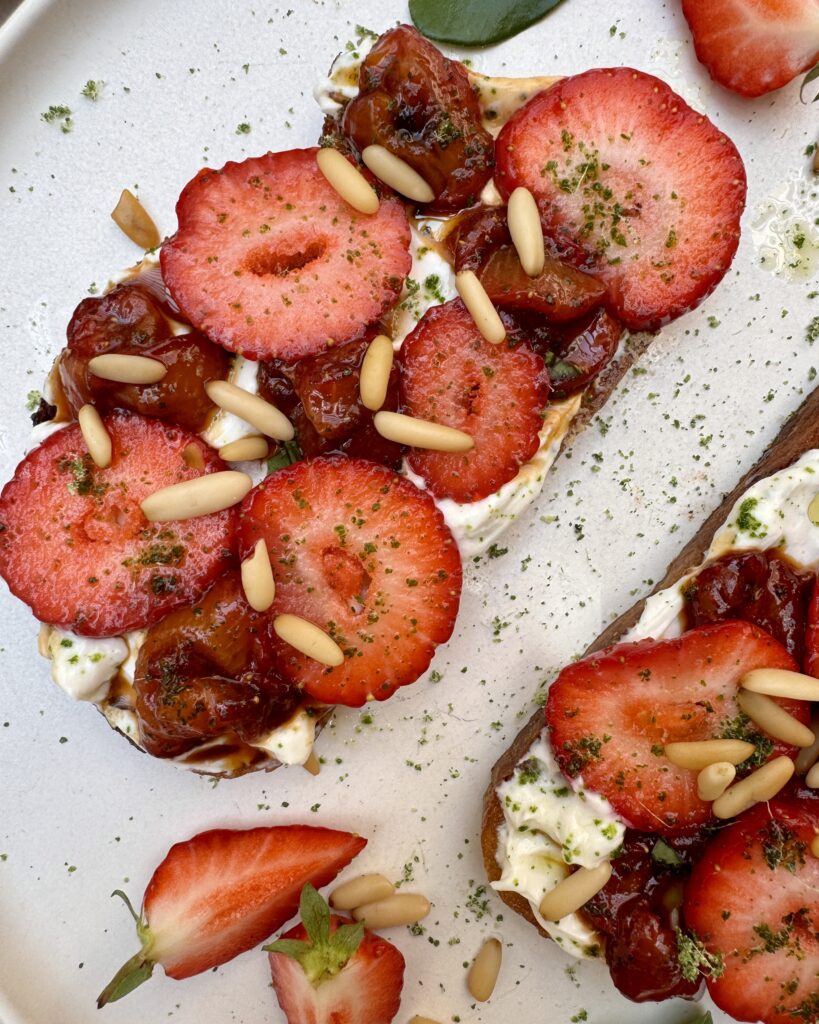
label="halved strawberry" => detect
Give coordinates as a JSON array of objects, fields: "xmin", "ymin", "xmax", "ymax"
[
  {"xmin": 545, "ymin": 622, "xmax": 809, "ymax": 832},
  {"xmin": 684, "ymin": 797, "xmax": 819, "ymax": 1024},
  {"xmin": 97, "ymin": 825, "xmax": 366, "ymax": 1005},
  {"xmin": 802, "ymin": 577, "xmax": 819, "ymax": 677},
  {"xmin": 0, "ymin": 412, "xmax": 235, "ymax": 636},
  {"xmin": 681, "ymin": 0, "xmax": 819, "ymax": 97},
  {"xmin": 266, "ymin": 885, "xmax": 404, "ymax": 1024},
  {"xmin": 161, "ymin": 148, "xmax": 412, "ymax": 361},
  {"xmin": 399, "ymin": 299, "xmax": 550, "ymax": 503},
  {"xmin": 494, "ymin": 68, "xmax": 747, "ymax": 331},
  {"xmin": 239, "ymin": 456, "xmax": 462, "ymax": 706}
]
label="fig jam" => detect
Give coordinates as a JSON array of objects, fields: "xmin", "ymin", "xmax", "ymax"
[
  {"xmin": 682, "ymin": 549, "xmax": 814, "ymax": 664},
  {"xmin": 59, "ymin": 283, "xmax": 230, "ymax": 433},
  {"xmin": 133, "ymin": 573, "xmax": 299, "ymax": 758}
]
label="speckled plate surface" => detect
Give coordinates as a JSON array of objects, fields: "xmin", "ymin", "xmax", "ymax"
[{"xmin": 0, "ymin": 2, "xmax": 816, "ymax": 1022}]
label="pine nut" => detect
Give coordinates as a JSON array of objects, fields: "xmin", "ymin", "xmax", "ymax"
[
  {"xmin": 507, "ymin": 186, "xmax": 545, "ymax": 277},
  {"xmin": 273, "ymin": 613, "xmax": 344, "ymax": 667},
  {"xmin": 373, "ymin": 411, "xmax": 474, "ymax": 452},
  {"xmin": 795, "ymin": 717, "xmax": 819, "ymax": 774},
  {"xmin": 111, "ymin": 188, "xmax": 160, "ymax": 250},
  {"xmin": 205, "ymin": 379, "xmax": 294, "ymax": 441},
  {"xmin": 697, "ymin": 761, "xmax": 736, "ymax": 802},
  {"xmin": 302, "ymin": 750, "xmax": 321, "ymax": 777},
  {"xmin": 78, "ymin": 405, "xmax": 112, "ymax": 469},
  {"xmin": 88, "ymin": 353, "xmax": 167, "ymax": 385},
  {"xmin": 808, "ymin": 493, "xmax": 819, "ymax": 525},
  {"xmin": 361, "ymin": 144, "xmax": 435, "ymax": 203},
  {"xmin": 316, "ymin": 148, "xmax": 379, "ymax": 215},
  {"xmin": 409, "ymin": 1018, "xmax": 443, "ymax": 1024},
  {"xmin": 467, "ymin": 938, "xmax": 502, "ymax": 1002},
  {"xmin": 240, "ymin": 539, "xmax": 275, "ymax": 612},
  {"xmin": 538, "ymin": 862, "xmax": 612, "ymax": 922},
  {"xmin": 141, "ymin": 471, "xmax": 252, "ymax": 522},
  {"xmin": 741, "ymin": 667, "xmax": 819, "ymax": 702},
  {"xmin": 811, "ymin": 834, "xmax": 819, "ymax": 858},
  {"xmin": 218, "ymin": 436, "xmax": 269, "ymax": 462},
  {"xmin": 330, "ymin": 874, "xmax": 395, "ymax": 910},
  {"xmin": 182, "ymin": 443, "xmax": 205, "ymax": 471},
  {"xmin": 664, "ymin": 739, "xmax": 756, "ymax": 770},
  {"xmin": 455, "ymin": 270, "xmax": 506, "ymax": 345},
  {"xmin": 359, "ymin": 334, "xmax": 394, "ymax": 411},
  {"xmin": 807, "ymin": 762, "xmax": 819, "ymax": 788},
  {"xmin": 712, "ymin": 756, "xmax": 795, "ymax": 819},
  {"xmin": 352, "ymin": 893, "xmax": 431, "ymax": 929},
  {"xmin": 37, "ymin": 623, "xmax": 51, "ymax": 658},
  {"xmin": 737, "ymin": 689, "xmax": 816, "ymax": 747}
]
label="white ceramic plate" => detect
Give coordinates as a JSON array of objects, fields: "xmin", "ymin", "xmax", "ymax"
[{"xmin": 0, "ymin": 2, "xmax": 816, "ymax": 1022}]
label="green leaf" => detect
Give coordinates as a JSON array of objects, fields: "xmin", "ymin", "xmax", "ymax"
[
  {"xmin": 261, "ymin": 884, "xmax": 365, "ymax": 987},
  {"xmin": 96, "ymin": 951, "xmax": 154, "ymax": 1008},
  {"xmin": 686, "ymin": 1013, "xmax": 713, "ymax": 1024},
  {"xmin": 267, "ymin": 438, "xmax": 302, "ymax": 474},
  {"xmin": 651, "ymin": 838, "xmax": 683, "ymax": 867},
  {"xmin": 409, "ymin": 0, "xmax": 567, "ymax": 46},
  {"xmin": 800, "ymin": 63, "xmax": 819, "ymax": 103},
  {"xmin": 300, "ymin": 883, "xmax": 331, "ymax": 947}
]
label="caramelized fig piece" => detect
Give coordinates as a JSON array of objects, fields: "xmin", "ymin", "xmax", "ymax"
[
  {"xmin": 521, "ymin": 307, "xmax": 622, "ymax": 396},
  {"xmin": 133, "ymin": 573, "xmax": 299, "ymax": 759},
  {"xmin": 342, "ymin": 24, "xmax": 494, "ymax": 214},
  {"xmin": 59, "ymin": 283, "xmax": 230, "ymax": 432}
]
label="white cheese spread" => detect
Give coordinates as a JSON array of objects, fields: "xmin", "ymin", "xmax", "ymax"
[{"xmin": 47, "ymin": 628, "xmax": 128, "ymax": 703}]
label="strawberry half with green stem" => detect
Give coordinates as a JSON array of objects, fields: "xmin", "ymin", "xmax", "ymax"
[
  {"xmin": 545, "ymin": 621, "xmax": 809, "ymax": 832},
  {"xmin": 684, "ymin": 796, "xmax": 819, "ymax": 1024},
  {"xmin": 266, "ymin": 884, "xmax": 404, "ymax": 1024},
  {"xmin": 97, "ymin": 825, "xmax": 366, "ymax": 1007},
  {"xmin": 681, "ymin": 0, "xmax": 819, "ymax": 98},
  {"xmin": 494, "ymin": 68, "xmax": 747, "ymax": 331}
]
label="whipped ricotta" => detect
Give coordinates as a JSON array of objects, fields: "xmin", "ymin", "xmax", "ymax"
[
  {"xmin": 46, "ymin": 628, "xmax": 128, "ymax": 703},
  {"xmin": 493, "ymin": 736, "xmax": 624, "ymax": 958}
]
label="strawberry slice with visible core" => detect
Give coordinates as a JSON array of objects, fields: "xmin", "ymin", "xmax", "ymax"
[
  {"xmin": 266, "ymin": 885, "xmax": 404, "ymax": 1024},
  {"xmin": 239, "ymin": 456, "xmax": 462, "ymax": 706},
  {"xmin": 161, "ymin": 148, "xmax": 412, "ymax": 361},
  {"xmin": 495, "ymin": 68, "xmax": 747, "ymax": 331},
  {"xmin": 684, "ymin": 797, "xmax": 819, "ymax": 1024},
  {"xmin": 545, "ymin": 621, "xmax": 808, "ymax": 832},
  {"xmin": 0, "ymin": 411, "xmax": 235, "ymax": 636},
  {"xmin": 682, "ymin": 0, "xmax": 819, "ymax": 97},
  {"xmin": 399, "ymin": 299, "xmax": 550, "ymax": 503},
  {"xmin": 97, "ymin": 826, "xmax": 366, "ymax": 1006}
]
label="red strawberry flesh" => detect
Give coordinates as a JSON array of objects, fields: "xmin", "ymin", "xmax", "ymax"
[
  {"xmin": 0, "ymin": 412, "xmax": 235, "ymax": 636},
  {"xmin": 146, "ymin": 826, "xmax": 366, "ymax": 980},
  {"xmin": 684, "ymin": 797, "xmax": 819, "ymax": 1024},
  {"xmin": 545, "ymin": 621, "xmax": 808, "ymax": 832},
  {"xmin": 681, "ymin": 0, "xmax": 819, "ymax": 97},
  {"xmin": 399, "ymin": 299, "xmax": 550, "ymax": 503},
  {"xmin": 161, "ymin": 148, "xmax": 412, "ymax": 361},
  {"xmin": 239, "ymin": 456, "xmax": 462, "ymax": 706},
  {"xmin": 494, "ymin": 68, "xmax": 747, "ymax": 331}
]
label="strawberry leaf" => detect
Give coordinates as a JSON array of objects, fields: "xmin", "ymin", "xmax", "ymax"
[
  {"xmin": 96, "ymin": 951, "xmax": 154, "ymax": 1008},
  {"xmin": 409, "ymin": 0, "xmax": 566, "ymax": 46},
  {"xmin": 801, "ymin": 63, "xmax": 819, "ymax": 103},
  {"xmin": 263, "ymin": 884, "xmax": 365, "ymax": 987}
]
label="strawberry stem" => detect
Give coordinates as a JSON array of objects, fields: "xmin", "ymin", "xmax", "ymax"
[{"xmin": 96, "ymin": 950, "xmax": 155, "ymax": 1008}]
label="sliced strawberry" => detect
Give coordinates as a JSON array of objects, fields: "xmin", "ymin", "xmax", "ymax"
[
  {"xmin": 544, "ymin": 622, "xmax": 808, "ymax": 832},
  {"xmin": 0, "ymin": 412, "xmax": 235, "ymax": 636},
  {"xmin": 239, "ymin": 456, "xmax": 462, "ymax": 706},
  {"xmin": 399, "ymin": 299, "xmax": 550, "ymax": 503},
  {"xmin": 478, "ymin": 246, "xmax": 606, "ymax": 322},
  {"xmin": 97, "ymin": 826, "xmax": 367, "ymax": 1005},
  {"xmin": 802, "ymin": 576, "xmax": 819, "ymax": 677},
  {"xmin": 267, "ymin": 886, "xmax": 404, "ymax": 1024},
  {"xmin": 682, "ymin": 0, "xmax": 819, "ymax": 97},
  {"xmin": 684, "ymin": 798, "xmax": 819, "ymax": 1024},
  {"xmin": 160, "ymin": 148, "xmax": 412, "ymax": 361},
  {"xmin": 494, "ymin": 68, "xmax": 747, "ymax": 331}
]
